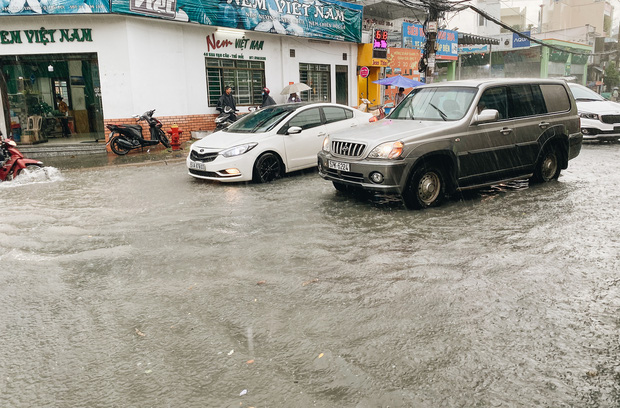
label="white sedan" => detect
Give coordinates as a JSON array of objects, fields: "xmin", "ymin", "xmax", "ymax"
[
  {"xmin": 187, "ymin": 102, "xmax": 373, "ymax": 182},
  {"xmin": 568, "ymin": 82, "xmax": 620, "ymax": 142}
]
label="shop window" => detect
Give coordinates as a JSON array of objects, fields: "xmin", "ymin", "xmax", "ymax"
[
  {"xmin": 205, "ymin": 58, "xmax": 265, "ymax": 107},
  {"xmin": 299, "ymin": 63, "xmax": 331, "ymax": 103}
]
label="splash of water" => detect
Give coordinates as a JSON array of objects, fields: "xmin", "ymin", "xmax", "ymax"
[{"xmin": 0, "ymin": 166, "xmax": 63, "ymax": 188}]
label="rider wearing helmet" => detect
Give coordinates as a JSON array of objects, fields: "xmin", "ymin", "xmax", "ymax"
[{"xmin": 260, "ymin": 87, "xmax": 277, "ymax": 108}]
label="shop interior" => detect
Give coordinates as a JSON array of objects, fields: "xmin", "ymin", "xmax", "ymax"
[{"xmin": 0, "ymin": 53, "xmax": 104, "ymax": 145}]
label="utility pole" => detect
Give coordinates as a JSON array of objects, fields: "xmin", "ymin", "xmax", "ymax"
[{"xmin": 419, "ymin": 1, "xmax": 447, "ymax": 84}]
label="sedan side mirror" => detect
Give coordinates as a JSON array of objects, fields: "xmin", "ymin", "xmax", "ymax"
[
  {"xmin": 287, "ymin": 126, "xmax": 303, "ymax": 135},
  {"xmin": 471, "ymin": 109, "xmax": 499, "ymax": 125}
]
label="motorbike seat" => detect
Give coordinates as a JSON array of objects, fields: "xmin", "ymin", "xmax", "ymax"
[{"xmin": 123, "ymin": 124, "xmax": 143, "ymax": 131}]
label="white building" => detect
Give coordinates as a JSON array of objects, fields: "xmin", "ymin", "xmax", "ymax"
[{"xmin": 0, "ymin": 3, "xmax": 362, "ymax": 145}]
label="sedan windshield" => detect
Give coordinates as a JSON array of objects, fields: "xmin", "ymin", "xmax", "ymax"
[
  {"xmin": 226, "ymin": 106, "xmax": 296, "ymax": 133},
  {"xmin": 389, "ymin": 87, "xmax": 477, "ymax": 121},
  {"xmin": 568, "ymin": 84, "xmax": 606, "ymax": 102}
]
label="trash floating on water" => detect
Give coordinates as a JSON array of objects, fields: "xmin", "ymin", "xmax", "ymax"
[
  {"xmin": 240, "ymin": 389, "xmax": 248, "ymax": 396},
  {"xmin": 228, "ymin": 349, "xmax": 234, "ymax": 356},
  {"xmin": 135, "ymin": 328, "xmax": 145, "ymax": 337}
]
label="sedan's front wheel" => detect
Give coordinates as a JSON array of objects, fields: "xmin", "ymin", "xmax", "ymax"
[{"xmin": 253, "ymin": 152, "xmax": 282, "ymax": 183}]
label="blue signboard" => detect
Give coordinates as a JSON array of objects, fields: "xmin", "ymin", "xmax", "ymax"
[
  {"xmin": 512, "ymin": 31, "xmax": 530, "ymax": 48},
  {"xmin": 401, "ymin": 22, "xmax": 457, "ymax": 60}
]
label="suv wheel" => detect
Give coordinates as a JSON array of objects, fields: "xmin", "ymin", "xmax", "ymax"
[
  {"xmin": 402, "ymin": 165, "xmax": 446, "ymax": 210},
  {"xmin": 531, "ymin": 145, "xmax": 560, "ymax": 183}
]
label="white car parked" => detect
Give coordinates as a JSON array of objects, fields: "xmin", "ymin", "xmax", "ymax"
[
  {"xmin": 568, "ymin": 83, "xmax": 620, "ymax": 142},
  {"xmin": 187, "ymin": 103, "xmax": 373, "ymax": 182}
]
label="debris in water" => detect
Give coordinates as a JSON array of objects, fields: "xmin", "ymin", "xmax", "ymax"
[
  {"xmin": 239, "ymin": 389, "xmax": 248, "ymax": 396},
  {"xmin": 257, "ymin": 280, "xmax": 266, "ymax": 285},
  {"xmin": 135, "ymin": 328, "xmax": 145, "ymax": 337},
  {"xmin": 302, "ymin": 279, "xmax": 319, "ymax": 286},
  {"xmin": 318, "ymin": 353, "xmax": 324, "ymax": 359},
  {"xmin": 228, "ymin": 349, "xmax": 234, "ymax": 356},
  {"xmin": 586, "ymin": 370, "xmax": 598, "ymax": 377},
  {"xmin": 246, "ymin": 360, "xmax": 254, "ymax": 364}
]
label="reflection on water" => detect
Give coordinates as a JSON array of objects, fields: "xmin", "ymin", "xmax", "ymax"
[{"xmin": 1, "ymin": 145, "xmax": 619, "ymax": 407}]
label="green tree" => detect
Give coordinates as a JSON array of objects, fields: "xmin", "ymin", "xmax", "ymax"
[{"xmin": 603, "ymin": 62, "xmax": 620, "ymax": 89}]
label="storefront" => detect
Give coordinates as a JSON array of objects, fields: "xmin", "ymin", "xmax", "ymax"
[{"xmin": 0, "ymin": 0, "xmax": 363, "ymax": 146}]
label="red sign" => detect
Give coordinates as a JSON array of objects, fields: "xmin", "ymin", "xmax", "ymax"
[{"xmin": 360, "ymin": 66, "xmax": 369, "ymax": 78}]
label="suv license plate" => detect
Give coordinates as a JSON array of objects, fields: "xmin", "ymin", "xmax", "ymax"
[
  {"xmin": 189, "ymin": 161, "xmax": 206, "ymax": 171},
  {"xmin": 328, "ymin": 160, "xmax": 350, "ymax": 172}
]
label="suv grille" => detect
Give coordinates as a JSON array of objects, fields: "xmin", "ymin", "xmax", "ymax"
[
  {"xmin": 190, "ymin": 150, "xmax": 218, "ymax": 162},
  {"xmin": 331, "ymin": 141, "xmax": 365, "ymax": 157},
  {"xmin": 601, "ymin": 115, "xmax": 620, "ymax": 124}
]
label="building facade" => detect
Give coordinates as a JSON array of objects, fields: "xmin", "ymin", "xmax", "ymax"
[{"xmin": 0, "ymin": 0, "xmax": 363, "ymax": 145}]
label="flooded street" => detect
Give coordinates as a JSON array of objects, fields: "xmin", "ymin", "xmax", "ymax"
[{"xmin": 1, "ymin": 144, "xmax": 619, "ymax": 407}]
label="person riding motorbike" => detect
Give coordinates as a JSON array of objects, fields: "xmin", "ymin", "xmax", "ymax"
[
  {"xmin": 260, "ymin": 87, "xmax": 277, "ymax": 108},
  {"xmin": 217, "ymin": 86, "xmax": 238, "ymax": 121}
]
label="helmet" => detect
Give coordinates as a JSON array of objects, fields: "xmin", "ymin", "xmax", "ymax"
[{"xmin": 263, "ymin": 87, "xmax": 270, "ymax": 95}]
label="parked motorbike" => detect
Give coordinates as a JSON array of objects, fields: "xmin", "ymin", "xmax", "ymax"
[
  {"xmin": 359, "ymin": 93, "xmax": 386, "ymax": 120},
  {"xmin": 106, "ymin": 109, "xmax": 171, "ymax": 155},
  {"xmin": 214, "ymin": 106, "xmax": 238, "ymax": 131},
  {"xmin": 0, "ymin": 130, "xmax": 44, "ymax": 182}
]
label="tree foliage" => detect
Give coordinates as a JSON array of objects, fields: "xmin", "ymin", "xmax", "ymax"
[{"xmin": 604, "ymin": 62, "xmax": 620, "ymax": 89}]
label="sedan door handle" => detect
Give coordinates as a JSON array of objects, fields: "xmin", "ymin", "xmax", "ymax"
[
  {"xmin": 500, "ymin": 127, "xmax": 513, "ymax": 135},
  {"xmin": 318, "ymin": 132, "xmax": 327, "ymax": 137},
  {"xmin": 539, "ymin": 122, "xmax": 550, "ymax": 129}
]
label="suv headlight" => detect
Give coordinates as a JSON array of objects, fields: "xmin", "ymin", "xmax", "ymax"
[
  {"xmin": 367, "ymin": 141, "xmax": 404, "ymax": 159},
  {"xmin": 219, "ymin": 143, "xmax": 258, "ymax": 158},
  {"xmin": 579, "ymin": 112, "xmax": 600, "ymax": 120},
  {"xmin": 322, "ymin": 136, "xmax": 330, "ymax": 152}
]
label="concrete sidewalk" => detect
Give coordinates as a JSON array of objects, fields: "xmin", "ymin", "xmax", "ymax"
[{"xmin": 29, "ymin": 142, "xmax": 191, "ymax": 171}]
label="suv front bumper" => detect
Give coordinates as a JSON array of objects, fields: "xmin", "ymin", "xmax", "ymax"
[{"xmin": 317, "ymin": 151, "xmax": 408, "ymax": 194}]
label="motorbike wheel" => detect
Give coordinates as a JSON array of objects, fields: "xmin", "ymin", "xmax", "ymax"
[
  {"xmin": 110, "ymin": 135, "xmax": 131, "ymax": 155},
  {"xmin": 159, "ymin": 130, "xmax": 171, "ymax": 148},
  {"xmin": 16, "ymin": 163, "xmax": 44, "ymax": 178}
]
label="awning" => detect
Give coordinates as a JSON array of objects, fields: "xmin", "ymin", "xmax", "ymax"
[
  {"xmin": 360, "ymin": 0, "xmax": 426, "ymax": 21},
  {"xmin": 458, "ymin": 33, "xmax": 500, "ymax": 46}
]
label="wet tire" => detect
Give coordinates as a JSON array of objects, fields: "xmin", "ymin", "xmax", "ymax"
[
  {"xmin": 402, "ymin": 165, "xmax": 446, "ymax": 210},
  {"xmin": 159, "ymin": 131, "xmax": 171, "ymax": 148},
  {"xmin": 531, "ymin": 145, "xmax": 560, "ymax": 183},
  {"xmin": 253, "ymin": 152, "xmax": 282, "ymax": 183},
  {"xmin": 110, "ymin": 136, "xmax": 131, "ymax": 155}
]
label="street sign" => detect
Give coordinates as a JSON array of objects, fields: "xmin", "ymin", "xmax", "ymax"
[{"xmin": 360, "ymin": 66, "xmax": 369, "ymax": 78}]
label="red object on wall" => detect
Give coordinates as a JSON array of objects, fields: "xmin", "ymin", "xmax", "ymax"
[{"xmin": 167, "ymin": 124, "xmax": 182, "ymax": 151}]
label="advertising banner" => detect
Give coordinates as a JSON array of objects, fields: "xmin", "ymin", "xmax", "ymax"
[
  {"xmin": 402, "ymin": 22, "xmax": 458, "ymax": 60},
  {"xmin": 1, "ymin": 0, "xmax": 109, "ymax": 15},
  {"xmin": 512, "ymin": 31, "xmax": 530, "ymax": 48},
  {"xmin": 112, "ymin": 0, "xmax": 363, "ymax": 43}
]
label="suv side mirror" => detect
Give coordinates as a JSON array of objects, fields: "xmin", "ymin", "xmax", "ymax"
[
  {"xmin": 472, "ymin": 109, "xmax": 499, "ymax": 125},
  {"xmin": 287, "ymin": 126, "xmax": 303, "ymax": 135}
]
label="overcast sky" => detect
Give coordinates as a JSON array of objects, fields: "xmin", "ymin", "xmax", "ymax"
[{"xmin": 501, "ymin": 0, "xmax": 620, "ymax": 32}]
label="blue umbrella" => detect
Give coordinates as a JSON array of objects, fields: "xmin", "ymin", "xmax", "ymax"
[{"xmin": 373, "ymin": 75, "xmax": 424, "ymax": 88}]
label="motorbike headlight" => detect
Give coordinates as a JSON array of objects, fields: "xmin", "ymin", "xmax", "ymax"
[
  {"xmin": 367, "ymin": 141, "xmax": 404, "ymax": 159},
  {"xmin": 579, "ymin": 112, "xmax": 600, "ymax": 120},
  {"xmin": 219, "ymin": 143, "xmax": 258, "ymax": 158},
  {"xmin": 322, "ymin": 136, "xmax": 330, "ymax": 153}
]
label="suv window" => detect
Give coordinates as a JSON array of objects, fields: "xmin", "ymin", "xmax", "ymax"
[
  {"xmin": 479, "ymin": 87, "xmax": 508, "ymax": 119},
  {"xmin": 540, "ymin": 84, "xmax": 571, "ymax": 113},
  {"xmin": 508, "ymin": 85, "xmax": 546, "ymax": 118},
  {"xmin": 323, "ymin": 107, "xmax": 350, "ymax": 123}
]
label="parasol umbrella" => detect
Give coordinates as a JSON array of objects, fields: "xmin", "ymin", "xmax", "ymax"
[
  {"xmin": 280, "ymin": 83, "xmax": 312, "ymax": 95},
  {"xmin": 372, "ymin": 75, "xmax": 424, "ymax": 88}
]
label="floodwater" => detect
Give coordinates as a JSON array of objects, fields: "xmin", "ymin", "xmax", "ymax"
[{"xmin": 1, "ymin": 144, "xmax": 619, "ymax": 407}]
